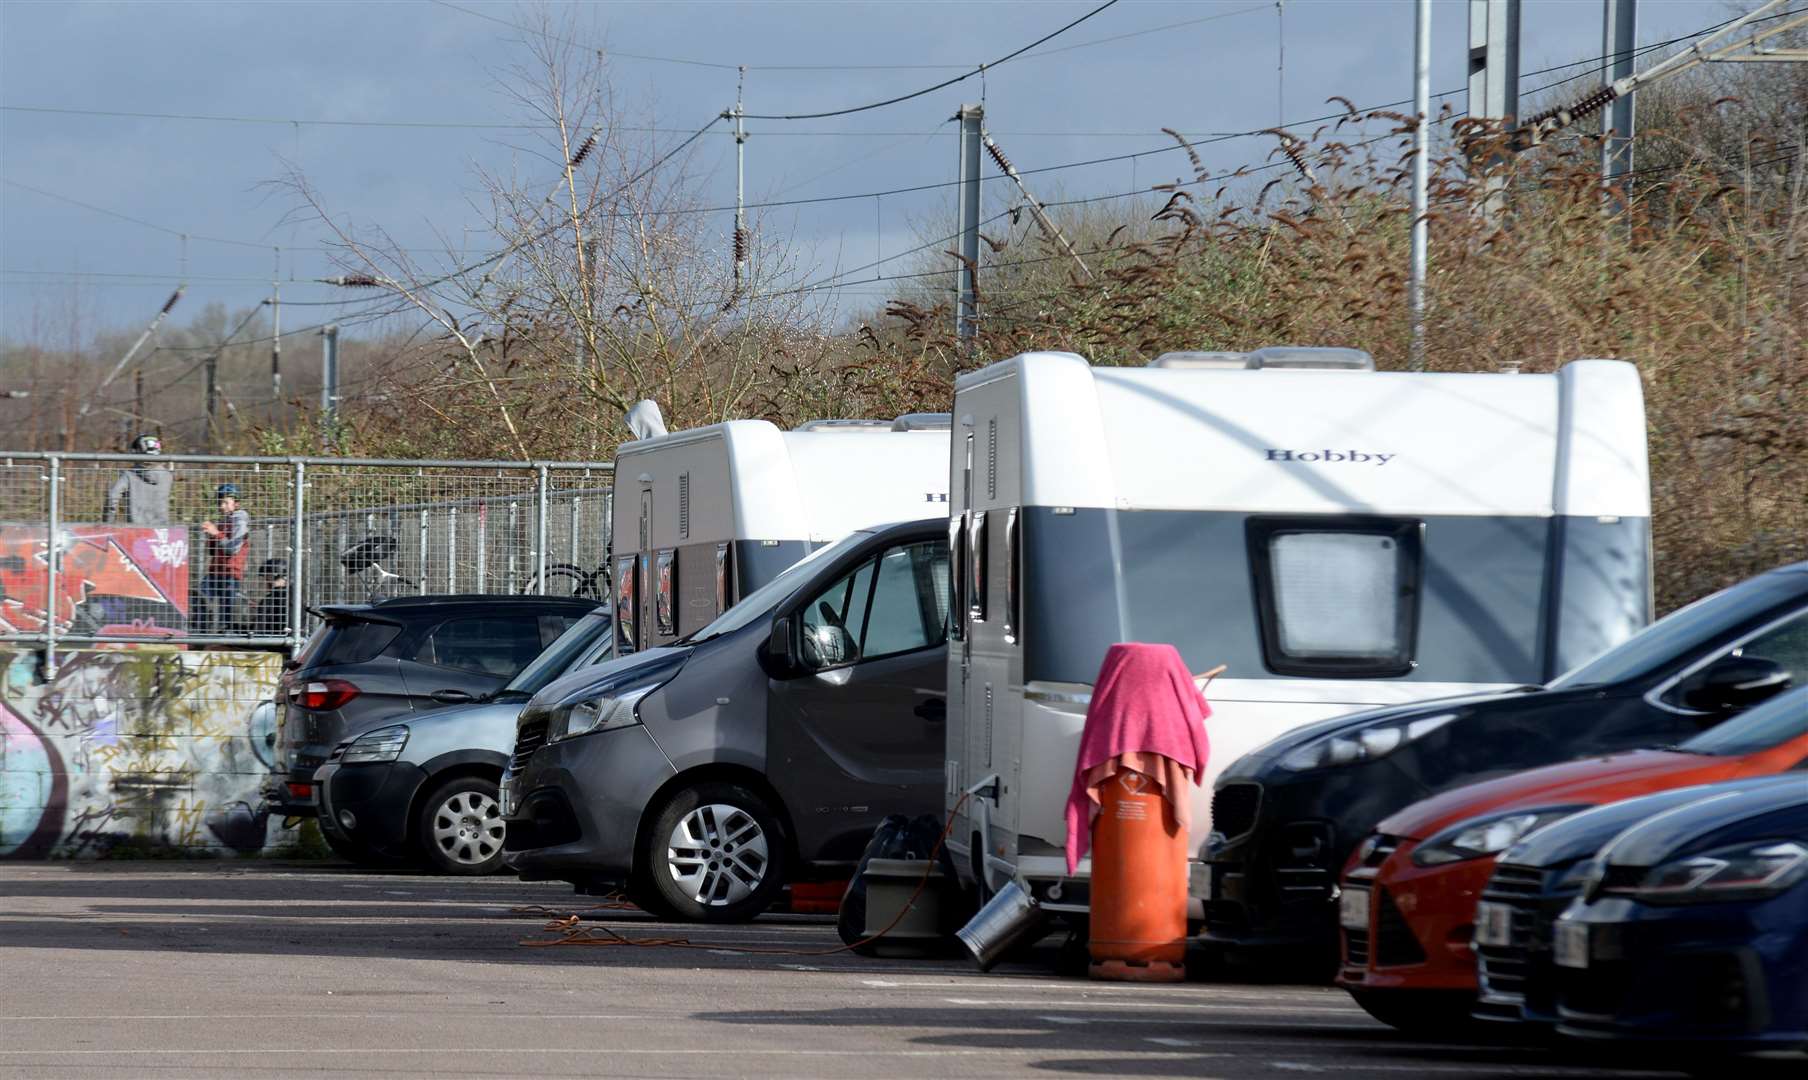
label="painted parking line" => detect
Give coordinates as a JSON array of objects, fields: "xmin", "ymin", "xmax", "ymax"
[
  {"xmin": 943, "ymin": 997, "xmax": 1361, "ymax": 1014},
  {"xmin": 0, "ymin": 1047, "xmax": 1221, "ymax": 1059}
]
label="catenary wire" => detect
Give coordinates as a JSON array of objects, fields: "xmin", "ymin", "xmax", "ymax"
[{"xmin": 740, "ymin": 0, "xmax": 1124, "ymax": 120}]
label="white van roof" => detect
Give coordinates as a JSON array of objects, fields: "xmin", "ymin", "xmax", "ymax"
[
  {"xmin": 955, "ymin": 352, "xmax": 1648, "ymax": 519},
  {"xmin": 617, "ymin": 418, "xmax": 949, "ymax": 543}
]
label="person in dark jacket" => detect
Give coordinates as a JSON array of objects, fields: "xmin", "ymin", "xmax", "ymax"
[
  {"xmin": 199, "ymin": 483, "xmax": 251, "ymax": 634},
  {"xmin": 246, "ymin": 558, "xmax": 290, "ymax": 638},
  {"xmin": 104, "ymin": 434, "xmax": 172, "ymax": 526}
]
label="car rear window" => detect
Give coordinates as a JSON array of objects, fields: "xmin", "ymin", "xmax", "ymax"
[
  {"xmin": 412, "ymin": 615, "xmax": 544, "ymax": 677},
  {"xmin": 312, "ymin": 619, "xmax": 402, "ymax": 666}
]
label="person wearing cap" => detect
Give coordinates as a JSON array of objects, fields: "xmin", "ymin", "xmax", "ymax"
[
  {"xmin": 199, "ymin": 483, "xmax": 251, "ymax": 634},
  {"xmin": 103, "ymin": 434, "xmax": 172, "ymax": 526}
]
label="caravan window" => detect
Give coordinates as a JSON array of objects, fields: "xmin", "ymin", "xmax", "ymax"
[
  {"xmin": 655, "ymin": 550, "xmax": 677, "ymax": 637},
  {"xmin": 969, "ymin": 511, "xmax": 988, "ymax": 622},
  {"xmin": 1004, "ymin": 508, "xmax": 1021, "ymax": 645},
  {"xmin": 1248, "ymin": 518, "xmax": 1423, "ymax": 678},
  {"xmin": 948, "ymin": 516, "xmax": 966, "ymax": 641},
  {"xmin": 614, "ymin": 555, "xmax": 637, "ymax": 654}
]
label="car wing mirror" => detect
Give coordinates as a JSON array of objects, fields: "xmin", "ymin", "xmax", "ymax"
[
  {"xmin": 429, "ymin": 688, "xmax": 477, "ymax": 705},
  {"xmin": 1680, "ymin": 656, "xmax": 1791, "ymax": 713},
  {"xmin": 763, "ymin": 615, "xmax": 800, "ymax": 679}
]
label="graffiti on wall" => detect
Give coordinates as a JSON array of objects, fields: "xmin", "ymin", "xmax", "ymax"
[
  {"xmin": 0, "ymin": 648, "xmax": 293, "ymax": 858},
  {"xmin": 0, "ymin": 524, "xmax": 190, "ymax": 638}
]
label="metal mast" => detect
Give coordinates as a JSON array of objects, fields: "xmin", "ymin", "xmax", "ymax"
[{"xmin": 1409, "ymin": 0, "xmax": 1431, "ymax": 371}]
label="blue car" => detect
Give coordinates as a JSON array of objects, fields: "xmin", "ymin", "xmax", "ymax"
[
  {"xmin": 1473, "ymin": 775, "xmax": 1804, "ymax": 1028},
  {"xmin": 1552, "ymin": 778, "xmax": 1808, "ymax": 1060}
]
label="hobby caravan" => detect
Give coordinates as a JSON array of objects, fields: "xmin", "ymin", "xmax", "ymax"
[
  {"xmin": 611, "ymin": 411, "xmax": 950, "ymax": 654},
  {"xmin": 942, "ymin": 348, "xmax": 1651, "ymax": 914}
]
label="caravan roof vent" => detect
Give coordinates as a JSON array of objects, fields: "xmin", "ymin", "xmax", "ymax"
[
  {"xmin": 891, "ymin": 412, "xmax": 952, "ymax": 431},
  {"xmin": 793, "ymin": 418, "xmax": 893, "ymax": 433},
  {"xmin": 1148, "ymin": 351, "xmax": 1250, "ymax": 370},
  {"xmin": 1244, "ymin": 346, "xmax": 1374, "ymax": 371}
]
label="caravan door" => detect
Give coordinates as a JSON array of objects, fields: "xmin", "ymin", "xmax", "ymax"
[{"xmin": 766, "ymin": 534, "xmax": 951, "ymax": 862}]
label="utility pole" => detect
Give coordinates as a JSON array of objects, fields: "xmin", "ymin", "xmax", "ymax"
[
  {"xmin": 1276, "ymin": 1, "xmax": 1285, "ymax": 128},
  {"xmin": 1409, "ymin": 0, "xmax": 1431, "ymax": 371},
  {"xmin": 271, "ymin": 246, "xmax": 282, "ymax": 401},
  {"xmin": 319, "ymin": 324, "xmax": 339, "ymax": 437},
  {"xmin": 955, "ymin": 103, "xmax": 984, "ymax": 348},
  {"xmin": 1600, "ymin": 0, "xmax": 1638, "ymax": 188},
  {"xmin": 133, "ymin": 368, "xmax": 144, "ymax": 440},
  {"xmin": 1468, "ymin": 0, "xmax": 1521, "ymax": 222},
  {"xmin": 204, "ymin": 352, "xmax": 219, "ymax": 450},
  {"xmin": 732, "ymin": 67, "xmax": 749, "ymax": 302}
]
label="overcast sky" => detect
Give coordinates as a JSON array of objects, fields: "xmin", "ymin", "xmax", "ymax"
[{"xmin": 1, "ymin": 0, "xmax": 1744, "ymax": 342}]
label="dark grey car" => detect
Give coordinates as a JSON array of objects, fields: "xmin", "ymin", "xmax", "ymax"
[
  {"xmin": 268, "ymin": 594, "xmax": 602, "ymax": 861},
  {"xmin": 313, "ymin": 607, "xmax": 618, "ymax": 874},
  {"xmin": 503, "ymin": 518, "xmax": 950, "ymax": 922}
]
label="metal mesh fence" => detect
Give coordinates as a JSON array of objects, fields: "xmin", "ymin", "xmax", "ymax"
[{"xmin": 0, "ymin": 453, "xmax": 613, "ymax": 651}]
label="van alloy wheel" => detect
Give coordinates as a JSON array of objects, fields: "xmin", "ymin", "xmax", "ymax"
[
  {"xmin": 666, "ymin": 804, "xmax": 770, "ymax": 906},
  {"xmin": 430, "ymin": 790, "xmax": 504, "ymax": 867}
]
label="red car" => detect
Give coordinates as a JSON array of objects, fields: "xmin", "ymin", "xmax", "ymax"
[{"xmin": 1334, "ymin": 684, "xmax": 1808, "ymax": 1034}]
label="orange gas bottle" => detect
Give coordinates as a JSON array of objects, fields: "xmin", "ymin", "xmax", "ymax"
[{"xmin": 1088, "ymin": 767, "xmax": 1188, "ymax": 982}]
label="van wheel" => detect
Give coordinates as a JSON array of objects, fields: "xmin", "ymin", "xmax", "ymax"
[
  {"xmin": 643, "ymin": 781, "xmax": 785, "ymax": 923},
  {"xmin": 416, "ymin": 776, "xmax": 508, "ymax": 876}
]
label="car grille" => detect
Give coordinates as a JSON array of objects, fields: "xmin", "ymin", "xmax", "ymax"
[
  {"xmin": 1276, "ymin": 821, "xmax": 1336, "ymax": 904},
  {"xmin": 1475, "ymin": 862, "xmax": 1578, "ymax": 1020},
  {"xmin": 1345, "ymin": 926, "xmax": 1370, "ymax": 967},
  {"xmin": 1212, "ymin": 783, "xmax": 1261, "ymax": 841},
  {"xmin": 1374, "ymin": 886, "xmax": 1425, "ymax": 967},
  {"xmin": 511, "ymin": 717, "xmax": 549, "ymax": 771}
]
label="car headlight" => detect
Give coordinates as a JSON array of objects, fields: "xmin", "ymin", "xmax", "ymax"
[
  {"xmin": 340, "ymin": 725, "xmax": 408, "ymax": 764},
  {"xmin": 1413, "ymin": 806, "xmax": 1586, "ymax": 866},
  {"xmin": 1615, "ymin": 840, "xmax": 1808, "ymax": 904},
  {"xmin": 1277, "ymin": 713, "xmax": 1458, "ymax": 772},
  {"xmin": 548, "ymin": 684, "xmax": 661, "ymax": 742}
]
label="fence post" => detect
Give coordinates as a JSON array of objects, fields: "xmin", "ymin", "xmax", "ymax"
[
  {"xmin": 536, "ymin": 464, "xmax": 549, "ymax": 595},
  {"xmin": 289, "ymin": 459, "xmax": 306, "ymax": 653},
  {"xmin": 43, "ymin": 454, "xmax": 60, "ymax": 678}
]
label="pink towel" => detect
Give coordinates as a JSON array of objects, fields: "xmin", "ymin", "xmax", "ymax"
[{"xmin": 1064, "ymin": 643, "xmax": 1212, "ymax": 874}]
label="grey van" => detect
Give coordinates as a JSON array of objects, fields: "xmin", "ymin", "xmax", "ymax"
[{"xmin": 503, "ymin": 518, "xmax": 950, "ymax": 922}]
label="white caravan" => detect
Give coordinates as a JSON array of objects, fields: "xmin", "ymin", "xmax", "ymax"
[
  {"xmin": 942, "ymin": 348, "xmax": 1650, "ymax": 913},
  {"xmin": 611, "ymin": 412, "xmax": 950, "ymax": 654}
]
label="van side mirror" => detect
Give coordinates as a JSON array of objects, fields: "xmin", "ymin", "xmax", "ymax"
[
  {"xmin": 1679, "ymin": 656, "xmax": 1792, "ymax": 714},
  {"xmin": 763, "ymin": 616, "xmax": 799, "ymax": 678}
]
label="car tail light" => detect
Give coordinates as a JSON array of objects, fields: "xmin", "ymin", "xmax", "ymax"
[
  {"xmin": 286, "ymin": 782, "xmax": 313, "ymax": 799},
  {"xmin": 292, "ymin": 679, "xmax": 360, "ymax": 711}
]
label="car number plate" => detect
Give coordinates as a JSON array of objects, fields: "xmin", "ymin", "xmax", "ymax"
[
  {"xmin": 1553, "ymin": 920, "xmax": 1589, "ymax": 970},
  {"xmin": 1474, "ymin": 901, "xmax": 1514, "ymax": 948},
  {"xmin": 1339, "ymin": 886, "xmax": 1370, "ymax": 930}
]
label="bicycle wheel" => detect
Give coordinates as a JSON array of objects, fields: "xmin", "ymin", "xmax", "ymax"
[{"xmin": 527, "ymin": 563, "xmax": 594, "ymax": 598}]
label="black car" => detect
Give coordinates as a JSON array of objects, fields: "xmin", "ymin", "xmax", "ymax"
[
  {"xmin": 1204, "ymin": 561, "xmax": 1808, "ymax": 970},
  {"xmin": 268, "ymin": 595, "xmax": 601, "ymax": 848},
  {"xmin": 1473, "ymin": 773, "xmax": 1805, "ymax": 1028}
]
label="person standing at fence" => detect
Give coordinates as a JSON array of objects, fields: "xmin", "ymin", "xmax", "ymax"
[
  {"xmin": 103, "ymin": 434, "xmax": 172, "ymax": 526},
  {"xmin": 248, "ymin": 558, "xmax": 290, "ymax": 638},
  {"xmin": 199, "ymin": 483, "xmax": 250, "ymax": 634}
]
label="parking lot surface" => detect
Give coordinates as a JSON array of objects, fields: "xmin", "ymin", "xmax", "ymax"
[{"xmin": 0, "ymin": 863, "xmax": 1692, "ymax": 1079}]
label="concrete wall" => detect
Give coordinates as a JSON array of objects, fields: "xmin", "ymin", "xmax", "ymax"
[{"xmin": 0, "ymin": 649, "xmax": 297, "ymax": 858}]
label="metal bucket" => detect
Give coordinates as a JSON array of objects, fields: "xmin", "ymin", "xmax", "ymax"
[{"xmin": 956, "ymin": 879, "xmax": 1047, "ymax": 972}]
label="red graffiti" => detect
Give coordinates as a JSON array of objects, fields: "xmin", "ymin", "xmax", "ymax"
[{"xmin": 0, "ymin": 525, "xmax": 190, "ymax": 637}]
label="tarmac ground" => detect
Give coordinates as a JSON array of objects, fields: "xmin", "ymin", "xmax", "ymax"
[{"xmin": 0, "ymin": 862, "xmax": 1731, "ymax": 1078}]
